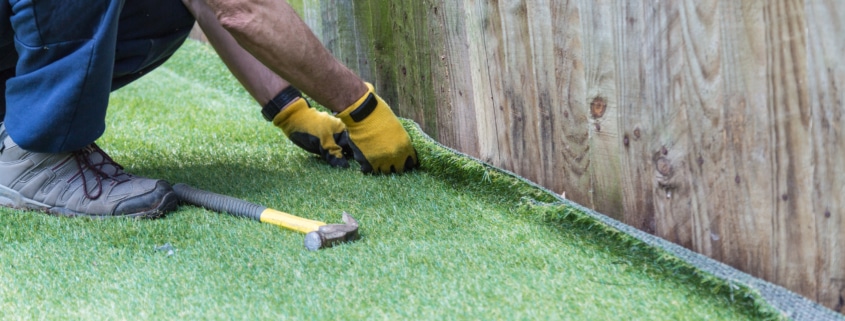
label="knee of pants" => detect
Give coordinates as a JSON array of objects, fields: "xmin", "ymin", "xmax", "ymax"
[
  {"xmin": 112, "ymin": 0, "xmax": 196, "ymax": 90},
  {"xmin": 111, "ymin": 27, "xmax": 194, "ymax": 90},
  {"xmin": 1, "ymin": 1, "xmax": 195, "ymax": 152}
]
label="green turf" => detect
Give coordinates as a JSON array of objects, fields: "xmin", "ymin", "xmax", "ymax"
[{"xmin": 0, "ymin": 40, "xmax": 783, "ymax": 320}]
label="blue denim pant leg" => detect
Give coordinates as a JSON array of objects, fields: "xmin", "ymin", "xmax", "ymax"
[{"xmin": 0, "ymin": 0, "xmax": 194, "ymax": 152}]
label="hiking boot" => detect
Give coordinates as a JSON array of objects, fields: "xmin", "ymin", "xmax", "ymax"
[{"xmin": 0, "ymin": 124, "xmax": 178, "ymax": 218}]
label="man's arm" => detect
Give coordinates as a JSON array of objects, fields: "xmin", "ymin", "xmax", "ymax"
[
  {"xmin": 187, "ymin": 0, "xmax": 418, "ymax": 174},
  {"xmin": 184, "ymin": 0, "xmax": 351, "ymax": 168},
  {"xmin": 197, "ymin": 0, "xmax": 366, "ymax": 112},
  {"xmin": 182, "ymin": 0, "xmax": 285, "ymax": 106}
]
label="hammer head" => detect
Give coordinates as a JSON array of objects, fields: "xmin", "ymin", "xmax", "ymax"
[{"xmin": 304, "ymin": 212, "xmax": 360, "ymax": 251}]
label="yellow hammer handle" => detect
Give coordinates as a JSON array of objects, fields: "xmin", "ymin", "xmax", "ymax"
[
  {"xmin": 259, "ymin": 208, "xmax": 326, "ymax": 234},
  {"xmin": 172, "ymin": 183, "xmax": 327, "ymax": 235}
]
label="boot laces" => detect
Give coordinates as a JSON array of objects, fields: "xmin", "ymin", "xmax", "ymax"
[{"xmin": 54, "ymin": 144, "xmax": 131, "ymax": 200}]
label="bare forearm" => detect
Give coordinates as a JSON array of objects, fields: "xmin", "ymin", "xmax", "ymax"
[
  {"xmin": 203, "ymin": 0, "xmax": 366, "ymax": 112},
  {"xmin": 182, "ymin": 0, "xmax": 286, "ymax": 106}
]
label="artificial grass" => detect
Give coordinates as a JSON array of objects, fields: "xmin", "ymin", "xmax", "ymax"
[{"xmin": 0, "ymin": 40, "xmax": 783, "ymax": 320}]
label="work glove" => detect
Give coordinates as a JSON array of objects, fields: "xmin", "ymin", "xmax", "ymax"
[
  {"xmin": 336, "ymin": 83, "xmax": 418, "ymax": 174},
  {"xmin": 265, "ymin": 87, "xmax": 351, "ymax": 168}
]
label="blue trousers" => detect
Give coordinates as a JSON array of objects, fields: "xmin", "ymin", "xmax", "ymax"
[{"xmin": 0, "ymin": 0, "xmax": 194, "ymax": 152}]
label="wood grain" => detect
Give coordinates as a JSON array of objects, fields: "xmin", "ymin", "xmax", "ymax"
[
  {"xmin": 496, "ymin": 0, "xmax": 543, "ymax": 184},
  {"xmin": 549, "ymin": 0, "xmax": 591, "ymax": 203},
  {"xmin": 615, "ymin": 1, "xmax": 657, "ymax": 234},
  {"xmin": 361, "ymin": 0, "xmax": 399, "ymax": 111},
  {"xmin": 471, "ymin": 0, "xmax": 513, "ymax": 169},
  {"xmin": 576, "ymin": 0, "xmax": 625, "ymax": 220},
  {"xmin": 804, "ymin": 0, "xmax": 845, "ymax": 310},
  {"xmin": 764, "ymin": 0, "xmax": 818, "ymax": 299},
  {"xmin": 716, "ymin": 0, "xmax": 776, "ymax": 285},
  {"xmin": 529, "ymin": 0, "xmax": 580, "ymax": 197},
  {"xmin": 430, "ymin": 0, "xmax": 480, "ymax": 155}
]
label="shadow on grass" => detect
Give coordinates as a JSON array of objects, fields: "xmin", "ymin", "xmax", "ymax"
[{"xmin": 126, "ymin": 156, "xmax": 342, "ymax": 201}]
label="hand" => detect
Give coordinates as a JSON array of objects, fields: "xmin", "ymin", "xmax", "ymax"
[
  {"xmin": 336, "ymin": 83, "xmax": 418, "ymax": 174},
  {"xmin": 272, "ymin": 97, "xmax": 351, "ymax": 168}
]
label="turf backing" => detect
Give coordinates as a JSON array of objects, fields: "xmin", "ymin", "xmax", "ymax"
[{"xmin": 0, "ymin": 40, "xmax": 784, "ymax": 320}]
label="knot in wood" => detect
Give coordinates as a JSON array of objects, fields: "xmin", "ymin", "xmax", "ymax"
[
  {"xmin": 590, "ymin": 97, "xmax": 607, "ymax": 118},
  {"xmin": 655, "ymin": 157, "xmax": 673, "ymax": 177}
]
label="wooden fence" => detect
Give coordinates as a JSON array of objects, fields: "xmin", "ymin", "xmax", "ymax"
[{"xmin": 194, "ymin": 0, "xmax": 844, "ymax": 312}]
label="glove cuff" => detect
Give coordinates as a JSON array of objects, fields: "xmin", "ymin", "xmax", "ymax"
[
  {"xmin": 262, "ymin": 86, "xmax": 303, "ymax": 121},
  {"xmin": 336, "ymin": 83, "xmax": 378, "ymax": 123}
]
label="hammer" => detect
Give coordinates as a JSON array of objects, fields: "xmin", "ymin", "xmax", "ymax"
[{"xmin": 172, "ymin": 183, "xmax": 359, "ymax": 251}]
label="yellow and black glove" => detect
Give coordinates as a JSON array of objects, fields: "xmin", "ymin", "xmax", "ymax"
[
  {"xmin": 265, "ymin": 86, "xmax": 351, "ymax": 168},
  {"xmin": 336, "ymin": 83, "xmax": 418, "ymax": 174}
]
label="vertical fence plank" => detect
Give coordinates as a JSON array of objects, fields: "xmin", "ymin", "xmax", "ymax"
[
  {"xmin": 497, "ymin": 0, "xmax": 543, "ymax": 184},
  {"xmin": 363, "ymin": 0, "xmax": 399, "ymax": 109},
  {"xmin": 715, "ymin": 0, "xmax": 776, "ymax": 284},
  {"xmin": 526, "ymin": 0, "xmax": 566, "ymax": 195},
  {"xmin": 469, "ymin": 0, "xmax": 513, "ymax": 169},
  {"xmin": 672, "ymin": 0, "xmax": 725, "ymax": 261},
  {"xmin": 549, "ymin": 1, "xmax": 591, "ymax": 203},
  {"xmin": 642, "ymin": 0, "xmax": 695, "ymax": 249},
  {"xmin": 391, "ymin": 1, "xmax": 431, "ymax": 130},
  {"xmin": 338, "ymin": 0, "xmax": 353, "ymax": 66},
  {"xmin": 576, "ymin": 0, "xmax": 623, "ymax": 219},
  {"xmin": 616, "ymin": 2, "xmax": 657, "ymax": 233},
  {"xmin": 430, "ymin": 0, "xmax": 480, "ymax": 155},
  {"xmin": 461, "ymin": 0, "xmax": 498, "ymax": 165},
  {"xmin": 764, "ymin": 0, "xmax": 817, "ymax": 299},
  {"xmin": 317, "ymin": 1, "xmax": 339, "ymax": 61},
  {"xmin": 804, "ymin": 0, "xmax": 845, "ymax": 311},
  {"xmin": 413, "ymin": 1, "xmax": 439, "ymax": 138},
  {"xmin": 349, "ymin": 1, "xmax": 373, "ymax": 83},
  {"xmin": 388, "ymin": 0, "xmax": 413, "ymax": 120}
]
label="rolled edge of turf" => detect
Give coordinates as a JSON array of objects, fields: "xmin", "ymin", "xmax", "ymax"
[{"xmin": 401, "ymin": 119, "xmax": 843, "ymax": 321}]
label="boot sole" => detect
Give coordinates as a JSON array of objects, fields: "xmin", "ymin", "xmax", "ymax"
[{"xmin": 0, "ymin": 184, "xmax": 179, "ymax": 219}]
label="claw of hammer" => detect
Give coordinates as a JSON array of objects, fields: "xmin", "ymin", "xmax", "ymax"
[{"xmin": 304, "ymin": 212, "xmax": 360, "ymax": 251}]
